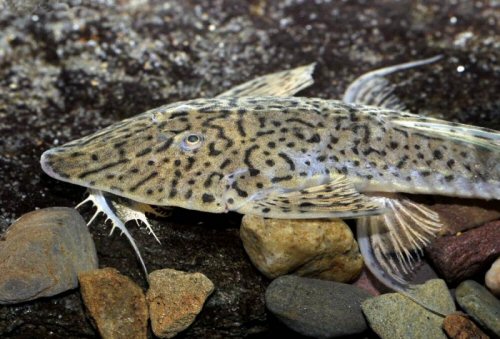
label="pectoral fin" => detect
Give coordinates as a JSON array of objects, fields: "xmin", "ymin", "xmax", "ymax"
[
  {"xmin": 234, "ymin": 175, "xmax": 384, "ymax": 218},
  {"xmin": 76, "ymin": 189, "xmax": 150, "ymax": 278},
  {"xmin": 217, "ymin": 63, "xmax": 316, "ymax": 97}
]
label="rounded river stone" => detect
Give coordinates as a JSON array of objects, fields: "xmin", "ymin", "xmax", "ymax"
[
  {"xmin": 265, "ymin": 275, "xmax": 372, "ymax": 338},
  {"xmin": 0, "ymin": 207, "xmax": 98, "ymax": 304}
]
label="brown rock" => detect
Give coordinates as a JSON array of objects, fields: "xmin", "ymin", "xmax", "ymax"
[
  {"xmin": 240, "ymin": 215, "xmax": 363, "ymax": 282},
  {"xmin": 0, "ymin": 207, "xmax": 98, "ymax": 304},
  {"xmin": 78, "ymin": 268, "xmax": 148, "ymax": 339},
  {"xmin": 443, "ymin": 313, "xmax": 489, "ymax": 339},
  {"xmin": 146, "ymin": 269, "xmax": 214, "ymax": 338},
  {"xmin": 430, "ymin": 197, "xmax": 500, "ymax": 235},
  {"xmin": 425, "ymin": 220, "xmax": 500, "ymax": 284}
]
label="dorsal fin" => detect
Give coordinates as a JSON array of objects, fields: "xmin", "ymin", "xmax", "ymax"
[{"xmin": 217, "ymin": 63, "xmax": 316, "ymax": 97}]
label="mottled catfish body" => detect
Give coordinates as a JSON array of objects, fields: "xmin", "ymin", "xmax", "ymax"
[
  {"xmin": 41, "ymin": 96, "xmax": 500, "ymax": 219},
  {"xmin": 40, "ymin": 60, "xmax": 500, "ymax": 300}
]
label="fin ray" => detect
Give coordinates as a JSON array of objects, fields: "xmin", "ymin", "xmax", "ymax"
[
  {"xmin": 76, "ymin": 189, "xmax": 149, "ymax": 278},
  {"xmin": 393, "ymin": 118, "xmax": 500, "ymax": 151},
  {"xmin": 234, "ymin": 175, "xmax": 385, "ymax": 218},
  {"xmin": 217, "ymin": 63, "xmax": 316, "ymax": 97},
  {"xmin": 357, "ymin": 195, "xmax": 442, "ymax": 291},
  {"xmin": 343, "ymin": 55, "xmax": 442, "ymax": 109}
]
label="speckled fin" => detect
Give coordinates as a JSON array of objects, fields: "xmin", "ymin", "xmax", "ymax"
[
  {"xmin": 356, "ymin": 195, "xmax": 442, "ymax": 291},
  {"xmin": 217, "ymin": 63, "xmax": 316, "ymax": 97},
  {"xmin": 235, "ymin": 175, "xmax": 385, "ymax": 218},
  {"xmin": 343, "ymin": 55, "xmax": 442, "ymax": 109}
]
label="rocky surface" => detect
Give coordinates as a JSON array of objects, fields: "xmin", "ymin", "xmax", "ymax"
[
  {"xmin": 266, "ymin": 275, "xmax": 372, "ymax": 338},
  {"xmin": 241, "ymin": 215, "xmax": 363, "ymax": 282},
  {"xmin": 146, "ymin": 269, "xmax": 214, "ymax": 338},
  {"xmin": 0, "ymin": 0, "xmax": 499, "ymax": 337},
  {"xmin": 442, "ymin": 313, "xmax": 489, "ymax": 339},
  {"xmin": 425, "ymin": 220, "xmax": 500, "ymax": 285},
  {"xmin": 362, "ymin": 292, "xmax": 447, "ymax": 339},
  {"xmin": 0, "ymin": 207, "xmax": 98, "ymax": 304},
  {"xmin": 485, "ymin": 256, "xmax": 500, "ymax": 297},
  {"xmin": 403, "ymin": 279, "xmax": 456, "ymax": 316},
  {"xmin": 78, "ymin": 268, "xmax": 148, "ymax": 339},
  {"xmin": 431, "ymin": 197, "xmax": 500, "ymax": 235},
  {"xmin": 455, "ymin": 280, "xmax": 500, "ymax": 337}
]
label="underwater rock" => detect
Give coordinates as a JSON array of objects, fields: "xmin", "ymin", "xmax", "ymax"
[
  {"xmin": 0, "ymin": 207, "xmax": 98, "ymax": 304},
  {"xmin": 455, "ymin": 280, "xmax": 500, "ymax": 336},
  {"xmin": 265, "ymin": 275, "xmax": 371, "ymax": 338},
  {"xmin": 425, "ymin": 220, "xmax": 500, "ymax": 284},
  {"xmin": 403, "ymin": 279, "xmax": 456, "ymax": 316},
  {"xmin": 146, "ymin": 269, "xmax": 214, "ymax": 338},
  {"xmin": 362, "ymin": 292, "xmax": 447, "ymax": 339},
  {"xmin": 442, "ymin": 312, "xmax": 489, "ymax": 339},
  {"xmin": 485, "ymin": 256, "xmax": 500, "ymax": 296},
  {"xmin": 431, "ymin": 198, "xmax": 500, "ymax": 235},
  {"xmin": 240, "ymin": 215, "xmax": 363, "ymax": 282},
  {"xmin": 78, "ymin": 268, "xmax": 148, "ymax": 339}
]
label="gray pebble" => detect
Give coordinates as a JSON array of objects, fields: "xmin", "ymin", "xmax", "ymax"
[
  {"xmin": 362, "ymin": 293, "xmax": 447, "ymax": 339},
  {"xmin": 456, "ymin": 280, "xmax": 500, "ymax": 336},
  {"xmin": 0, "ymin": 207, "xmax": 98, "ymax": 304},
  {"xmin": 265, "ymin": 275, "xmax": 372, "ymax": 338}
]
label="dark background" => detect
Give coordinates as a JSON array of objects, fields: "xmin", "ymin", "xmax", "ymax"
[{"xmin": 0, "ymin": 0, "xmax": 499, "ymax": 337}]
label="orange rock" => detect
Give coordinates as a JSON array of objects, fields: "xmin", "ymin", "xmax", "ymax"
[
  {"xmin": 442, "ymin": 313, "xmax": 489, "ymax": 339},
  {"xmin": 146, "ymin": 269, "xmax": 214, "ymax": 338},
  {"xmin": 78, "ymin": 268, "xmax": 148, "ymax": 339}
]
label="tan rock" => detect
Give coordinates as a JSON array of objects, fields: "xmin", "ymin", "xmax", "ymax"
[
  {"xmin": 78, "ymin": 268, "xmax": 148, "ymax": 339},
  {"xmin": 146, "ymin": 269, "xmax": 214, "ymax": 338},
  {"xmin": 442, "ymin": 313, "xmax": 488, "ymax": 339},
  {"xmin": 240, "ymin": 215, "xmax": 363, "ymax": 282},
  {"xmin": 485, "ymin": 256, "xmax": 500, "ymax": 296}
]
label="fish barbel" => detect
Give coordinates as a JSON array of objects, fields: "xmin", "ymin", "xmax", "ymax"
[{"xmin": 40, "ymin": 58, "xmax": 500, "ymax": 294}]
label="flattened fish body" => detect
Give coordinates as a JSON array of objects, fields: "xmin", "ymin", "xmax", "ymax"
[{"xmin": 41, "ymin": 96, "xmax": 500, "ymax": 218}]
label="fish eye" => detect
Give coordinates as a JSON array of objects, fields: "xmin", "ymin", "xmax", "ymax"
[
  {"xmin": 182, "ymin": 133, "xmax": 204, "ymax": 151},
  {"xmin": 186, "ymin": 134, "xmax": 200, "ymax": 144}
]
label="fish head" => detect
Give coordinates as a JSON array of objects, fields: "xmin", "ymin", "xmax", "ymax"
[{"xmin": 40, "ymin": 102, "xmax": 247, "ymax": 212}]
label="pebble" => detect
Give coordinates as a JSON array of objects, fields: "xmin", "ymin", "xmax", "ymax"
[
  {"xmin": 431, "ymin": 198, "xmax": 500, "ymax": 235},
  {"xmin": 362, "ymin": 292, "xmax": 447, "ymax": 339},
  {"xmin": 442, "ymin": 313, "xmax": 488, "ymax": 339},
  {"xmin": 425, "ymin": 220, "xmax": 500, "ymax": 284},
  {"xmin": 485, "ymin": 256, "xmax": 500, "ymax": 296},
  {"xmin": 455, "ymin": 280, "xmax": 500, "ymax": 336},
  {"xmin": 0, "ymin": 207, "xmax": 98, "ymax": 304},
  {"xmin": 146, "ymin": 269, "xmax": 214, "ymax": 338},
  {"xmin": 78, "ymin": 268, "xmax": 148, "ymax": 339},
  {"xmin": 265, "ymin": 275, "xmax": 371, "ymax": 338},
  {"xmin": 403, "ymin": 279, "xmax": 456, "ymax": 316},
  {"xmin": 240, "ymin": 215, "xmax": 363, "ymax": 282}
]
